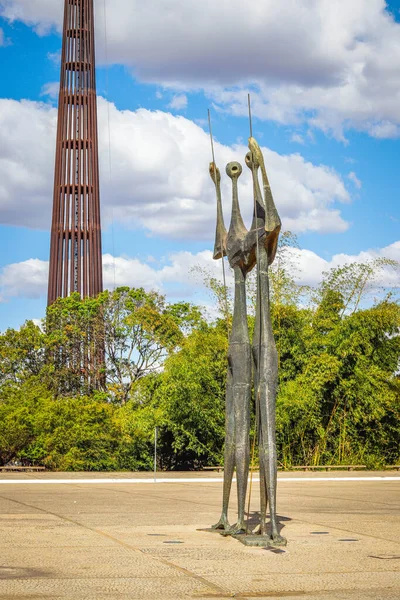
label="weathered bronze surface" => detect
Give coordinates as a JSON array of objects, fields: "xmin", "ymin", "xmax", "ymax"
[{"xmin": 210, "ymin": 137, "xmax": 286, "ymax": 546}]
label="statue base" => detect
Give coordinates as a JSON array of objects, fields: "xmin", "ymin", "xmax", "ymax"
[
  {"xmin": 233, "ymin": 534, "xmax": 286, "ymax": 548},
  {"xmin": 197, "ymin": 528, "xmax": 287, "ymax": 548}
]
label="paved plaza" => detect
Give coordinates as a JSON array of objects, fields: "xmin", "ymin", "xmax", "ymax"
[{"xmin": 0, "ymin": 471, "xmax": 399, "ymax": 599}]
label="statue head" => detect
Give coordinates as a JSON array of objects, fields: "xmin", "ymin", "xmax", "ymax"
[
  {"xmin": 209, "ymin": 162, "xmax": 221, "ymax": 185},
  {"xmin": 248, "ymin": 137, "xmax": 264, "ymax": 169},
  {"xmin": 226, "ymin": 161, "xmax": 242, "ymax": 181},
  {"xmin": 245, "ymin": 152, "xmax": 254, "ymax": 171}
]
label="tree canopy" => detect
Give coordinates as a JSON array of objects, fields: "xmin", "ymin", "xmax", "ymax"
[{"xmin": 0, "ymin": 236, "xmax": 399, "ymax": 470}]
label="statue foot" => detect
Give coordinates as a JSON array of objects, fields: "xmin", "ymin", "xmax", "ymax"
[
  {"xmin": 228, "ymin": 521, "xmax": 247, "ymax": 536},
  {"xmin": 268, "ymin": 533, "xmax": 287, "ymax": 547},
  {"xmin": 211, "ymin": 516, "xmax": 230, "ymax": 532},
  {"xmin": 249, "ymin": 521, "xmax": 267, "ymax": 536}
]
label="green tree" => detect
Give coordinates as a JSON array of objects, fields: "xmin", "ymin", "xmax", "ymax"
[
  {"xmin": 0, "ymin": 378, "xmax": 121, "ymax": 470},
  {"xmin": 45, "ymin": 293, "xmax": 104, "ymax": 396},
  {"xmin": 317, "ymin": 257, "xmax": 399, "ymax": 315},
  {"xmin": 0, "ymin": 321, "xmax": 45, "ymax": 386},
  {"xmin": 277, "ymin": 298, "xmax": 400, "ymax": 468},
  {"xmin": 1, "ymin": 247, "xmax": 399, "ymax": 473},
  {"xmin": 101, "ymin": 287, "xmax": 202, "ymax": 404},
  {"xmin": 45, "ymin": 288, "xmax": 202, "ymax": 402},
  {"xmin": 153, "ymin": 323, "xmax": 228, "ymax": 469}
]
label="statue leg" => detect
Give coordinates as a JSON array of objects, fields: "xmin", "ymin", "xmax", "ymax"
[
  {"xmin": 257, "ymin": 253, "xmax": 286, "ymax": 546},
  {"xmin": 224, "ymin": 267, "xmax": 251, "ymax": 535},
  {"xmin": 259, "ymin": 443, "xmax": 268, "ymax": 535},
  {"xmin": 253, "ymin": 288, "xmax": 266, "ymax": 536},
  {"xmin": 212, "ymin": 366, "xmax": 234, "ymax": 531},
  {"xmin": 258, "ymin": 369, "xmax": 286, "ymax": 546},
  {"xmin": 229, "ymin": 377, "xmax": 251, "ymax": 535}
]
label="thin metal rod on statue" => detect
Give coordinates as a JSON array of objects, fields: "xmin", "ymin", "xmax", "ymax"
[
  {"xmin": 246, "ymin": 94, "xmax": 261, "ymax": 530},
  {"xmin": 207, "ymin": 110, "xmax": 230, "ymax": 334},
  {"xmin": 248, "ymin": 93, "xmax": 253, "ymax": 138},
  {"xmin": 154, "ymin": 427, "xmax": 158, "ymax": 483},
  {"xmin": 48, "ymin": 0, "xmax": 103, "ymax": 305}
]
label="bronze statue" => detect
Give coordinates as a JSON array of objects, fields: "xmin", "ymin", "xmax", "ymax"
[
  {"xmin": 209, "ymin": 136, "xmax": 286, "ymax": 547},
  {"xmin": 209, "ymin": 160, "xmax": 252, "ymax": 535}
]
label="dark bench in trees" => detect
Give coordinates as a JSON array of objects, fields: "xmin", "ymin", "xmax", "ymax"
[
  {"xmin": 288, "ymin": 465, "xmax": 367, "ymax": 471},
  {"xmin": 203, "ymin": 465, "xmax": 371, "ymax": 472},
  {"xmin": 0, "ymin": 466, "xmax": 46, "ymax": 472}
]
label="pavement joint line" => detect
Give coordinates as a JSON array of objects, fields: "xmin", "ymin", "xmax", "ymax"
[
  {"xmin": 0, "ymin": 492, "xmax": 230, "ymax": 598},
  {"xmin": 0, "ymin": 476, "xmax": 399, "ymax": 484}
]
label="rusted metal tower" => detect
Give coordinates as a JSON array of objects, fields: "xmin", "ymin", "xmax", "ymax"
[{"xmin": 48, "ymin": 0, "xmax": 103, "ymax": 305}]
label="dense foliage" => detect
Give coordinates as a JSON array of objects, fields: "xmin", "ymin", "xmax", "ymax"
[{"xmin": 0, "ymin": 236, "xmax": 399, "ymax": 470}]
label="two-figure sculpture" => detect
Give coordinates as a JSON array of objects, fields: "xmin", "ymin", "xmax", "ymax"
[{"xmin": 210, "ymin": 137, "xmax": 286, "ymax": 546}]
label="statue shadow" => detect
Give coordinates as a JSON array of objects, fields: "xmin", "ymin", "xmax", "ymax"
[{"xmin": 246, "ymin": 511, "xmax": 291, "ymax": 536}]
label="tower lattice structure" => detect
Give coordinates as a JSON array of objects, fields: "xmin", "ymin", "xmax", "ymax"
[{"xmin": 48, "ymin": 0, "xmax": 103, "ymax": 305}]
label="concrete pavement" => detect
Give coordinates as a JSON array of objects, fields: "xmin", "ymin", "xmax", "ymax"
[{"xmin": 0, "ymin": 472, "xmax": 399, "ymax": 599}]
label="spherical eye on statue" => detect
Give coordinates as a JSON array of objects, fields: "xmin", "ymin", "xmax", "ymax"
[{"xmin": 226, "ymin": 162, "xmax": 242, "ymax": 178}]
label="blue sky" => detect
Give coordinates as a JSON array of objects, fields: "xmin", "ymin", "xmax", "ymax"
[{"xmin": 0, "ymin": 0, "xmax": 400, "ymax": 330}]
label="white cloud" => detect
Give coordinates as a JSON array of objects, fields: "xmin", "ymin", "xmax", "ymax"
[
  {"xmin": 290, "ymin": 134, "xmax": 305, "ymax": 145},
  {"xmin": 168, "ymin": 94, "xmax": 187, "ymax": 111},
  {"xmin": 291, "ymin": 240, "xmax": 400, "ymax": 289},
  {"xmin": 40, "ymin": 81, "xmax": 59, "ymax": 99},
  {"xmin": 0, "ymin": 0, "xmax": 62, "ymax": 35},
  {"xmin": 348, "ymin": 171, "xmax": 362, "ymax": 189},
  {"xmin": 0, "ymin": 258, "xmax": 49, "ymax": 298},
  {"xmin": 0, "ymin": 26, "xmax": 10, "ymax": 46},
  {"xmin": 47, "ymin": 50, "xmax": 60, "ymax": 65},
  {"xmin": 0, "ymin": 98, "xmax": 351, "ymax": 237},
  {"xmin": 0, "ymin": 99, "xmax": 57, "ymax": 228},
  {"xmin": 367, "ymin": 121, "xmax": 400, "ymax": 139},
  {"xmin": 2, "ymin": 0, "xmax": 400, "ymax": 137},
  {"xmin": 1, "ymin": 241, "xmax": 399, "ymax": 302},
  {"xmin": 0, "ymin": 250, "xmax": 225, "ymax": 301}
]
